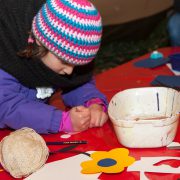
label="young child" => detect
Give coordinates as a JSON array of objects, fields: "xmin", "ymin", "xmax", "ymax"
[
  {"xmin": 0, "ymin": 0, "xmax": 108, "ymax": 134},
  {"xmin": 167, "ymin": 0, "xmax": 180, "ymax": 46}
]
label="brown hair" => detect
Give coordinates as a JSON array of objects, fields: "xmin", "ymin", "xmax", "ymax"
[{"xmin": 17, "ymin": 33, "xmax": 48, "ymax": 59}]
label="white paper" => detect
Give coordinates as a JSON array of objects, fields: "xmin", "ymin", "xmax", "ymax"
[
  {"xmin": 166, "ymin": 63, "xmax": 180, "ymax": 75},
  {"xmin": 167, "ymin": 141, "xmax": 180, "ymax": 147},
  {"xmin": 127, "ymin": 156, "xmax": 180, "ymax": 180},
  {"xmin": 25, "ymin": 151, "xmax": 100, "ymax": 180}
]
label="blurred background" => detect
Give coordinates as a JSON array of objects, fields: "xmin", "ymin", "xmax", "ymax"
[{"xmin": 91, "ymin": 0, "xmax": 175, "ymax": 73}]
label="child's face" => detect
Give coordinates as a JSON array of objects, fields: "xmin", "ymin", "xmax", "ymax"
[{"xmin": 41, "ymin": 51, "xmax": 74, "ymax": 75}]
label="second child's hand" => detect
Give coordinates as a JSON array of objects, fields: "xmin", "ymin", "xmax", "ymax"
[{"xmin": 88, "ymin": 104, "xmax": 108, "ymax": 128}]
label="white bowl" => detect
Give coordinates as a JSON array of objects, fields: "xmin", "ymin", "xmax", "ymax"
[{"xmin": 108, "ymin": 87, "xmax": 180, "ymax": 148}]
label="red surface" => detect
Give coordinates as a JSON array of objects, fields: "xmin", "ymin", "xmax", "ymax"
[{"xmin": 0, "ymin": 47, "xmax": 179, "ymax": 179}]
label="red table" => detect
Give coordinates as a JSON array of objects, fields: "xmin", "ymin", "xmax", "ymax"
[{"xmin": 0, "ymin": 47, "xmax": 179, "ymax": 180}]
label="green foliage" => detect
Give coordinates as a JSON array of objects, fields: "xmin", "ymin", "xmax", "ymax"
[{"xmin": 95, "ymin": 19, "xmax": 170, "ymax": 73}]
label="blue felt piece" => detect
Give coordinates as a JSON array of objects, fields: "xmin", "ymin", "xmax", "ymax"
[
  {"xmin": 151, "ymin": 75, "xmax": 180, "ymax": 90},
  {"xmin": 134, "ymin": 58, "xmax": 170, "ymax": 68},
  {"xmin": 97, "ymin": 158, "xmax": 117, "ymax": 167},
  {"xmin": 169, "ymin": 53, "xmax": 180, "ymax": 71}
]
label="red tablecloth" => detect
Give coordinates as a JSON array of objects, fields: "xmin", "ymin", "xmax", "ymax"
[{"xmin": 0, "ymin": 47, "xmax": 179, "ymax": 180}]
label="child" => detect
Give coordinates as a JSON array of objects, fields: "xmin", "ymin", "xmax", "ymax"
[
  {"xmin": 0, "ymin": 0, "xmax": 108, "ymax": 134},
  {"xmin": 167, "ymin": 0, "xmax": 180, "ymax": 46}
]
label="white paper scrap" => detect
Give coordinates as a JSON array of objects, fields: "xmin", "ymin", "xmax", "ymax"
[
  {"xmin": 167, "ymin": 141, "xmax": 180, "ymax": 148},
  {"xmin": 127, "ymin": 156, "xmax": 180, "ymax": 180},
  {"xmin": 127, "ymin": 156, "xmax": 180, "ymax": 173},
  {"xmin": 25, "ymin": 151, "xmax": 100, "ymax": 180},
  {"xmin": 166, "ymin": 63, "xmax": 180, "ymax": 75}
]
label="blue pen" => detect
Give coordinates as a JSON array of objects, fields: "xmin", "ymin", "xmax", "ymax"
[{"xmin": 46, "ymin": 140, "xmax": 87, "ymax": 145}]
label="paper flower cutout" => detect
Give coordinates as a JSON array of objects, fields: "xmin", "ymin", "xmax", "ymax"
[{"xmin": 81, "ymin": 148, "xmax": 135, "ymax": 174}]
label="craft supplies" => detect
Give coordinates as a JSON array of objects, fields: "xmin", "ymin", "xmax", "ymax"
[
  {"xmin": 150, "ymin": 50, "xmax": 164, "ymax": 59},
  {"xmin": 108, "ymin": 87, "xmax": 180, "ymax": 148},
  {"xmin": 134, "ymin": 57, "xmax": 169, "ymax": 68},
  {"xmin": 25, "ymin": 151, "xmax": 101, "ymax": 180},
  {"xmin": 167, "ymin": 142, "xmax": 180, "ymax": 150},
  {"xmin": 127, "ymin": 157, "xmax": 180, "ymax": 180},
  {"xmin": 49, "ymin": 145, "xmax": 79, "ymax": 155},
  {"xmin": 167, "ymin": 146, "xmax": 180, "ymax": 150},
  {"xmin": 169, "ymin": 53, "xmax": 180, "ymax": 71},
  {"xmin": 60, "ymin": 134, "xmax": 71, "ymax": 139},
  {"xmin": 0, "ymin": 128, "xmax": 49, "ymax": 178},
  {"xmin": 46, "ymin": 140, "xmax": 87, "ymax": 145},
  {"xmin": 151, "ymin": 75, "xmax": 180, "ymax": 90},
  {"xmin": 134, "ymin": 51, "xmax": 169, "ymax": 68},
  {"xmin": 81, "ymin": 148, "xmax": 135, "ymax": 174}
]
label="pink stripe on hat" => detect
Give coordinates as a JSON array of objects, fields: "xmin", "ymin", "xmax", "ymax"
[{"xmin": 32, "ymin": 0, "xmax": 102, "ymax": 65}]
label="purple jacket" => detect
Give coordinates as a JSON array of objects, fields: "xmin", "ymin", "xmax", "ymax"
[{"xmin": 0, "ymin": 69, "xmax": 108, "ymax": 134}]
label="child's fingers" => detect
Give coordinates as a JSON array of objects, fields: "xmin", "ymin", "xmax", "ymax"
[
  {"xmin": 99, "ymin": 113, "xmax": 108, "ymax": 126},
  {"xmin": 76, "ymin": 117, "xmax": 90, "ymax": 131},
  {"xmin": 77, "ymin": 109, "xmax": 90, "ymax": 118},
  {"xmin": 75, "ymin": 106, "xmax": 87, "ymax": 112},
  {"xmin": 89, "ymin": 112, "xmax": 108, "ymax": 127},
  {"xmin": 81, "ymin": 121, "xmax": 90, "ymax": 130},
  {"xmin": 99, "ymin": 117, "xmax": 106, "ymax": 127},
  {"xmin": 89, "ymin": 117, "xmax": 100, "ymax": 127},
  {"xmin": 74, "ymin": 106, "xmax": 90, "ymax": 118},
  {"xmin": 72, "ymin": 118, "xmax": 90, "ymax": 132}
]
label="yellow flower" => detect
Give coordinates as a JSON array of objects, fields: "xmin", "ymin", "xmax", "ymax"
[{"xmin": 81, "ymin": 148, "xmax": 135, "ymax": 174}]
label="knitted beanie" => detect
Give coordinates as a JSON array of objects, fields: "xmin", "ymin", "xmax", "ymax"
[{"xmin": 32, "ymin": 0, "xmax": 102, "ymax": 65}]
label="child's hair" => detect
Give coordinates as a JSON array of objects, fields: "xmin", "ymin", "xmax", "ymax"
[{"xmin": 17, "ymin": 33, "xmax": 48, "ymax": 59}]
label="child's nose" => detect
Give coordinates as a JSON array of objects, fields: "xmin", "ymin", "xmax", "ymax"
[{"xmin": 64, "ymin": 66, "xmax": 74, "ymax": 75}]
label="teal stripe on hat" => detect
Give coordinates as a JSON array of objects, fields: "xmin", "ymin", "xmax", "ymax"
[
  {"xmin": 32, "ymin": 0, "xmax": 102, "ymax": 65},
  {"xmin": 42, "ymin": 5, "xmax": 101, "ymax": 46},
  {"xmin": 36, "ymin": 11, "xmax": 96, "ymax": 60},
  {"xmin": 47, "ymin": 0, "xmax": 102, "ymax": 33},
  {"xmin": 60, "ymin": 0, "xmax": 98, "ymax": 15}
]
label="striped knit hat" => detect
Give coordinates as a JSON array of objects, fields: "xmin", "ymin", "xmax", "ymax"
[{"xmin": 32, "ymin": 0, "xmax": 102, "ymax": 65}]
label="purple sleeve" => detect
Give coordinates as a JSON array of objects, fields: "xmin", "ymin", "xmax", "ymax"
[
  {"xmin": 0, "ymin": 71, "xmax": 62, "ymax": 134},
  {"xmin": 0, "ymin": 92, "xmax": 62, "ymax": 134},
  {"xmin": 62, "ymin": 78, "xmax": 108, "ymax": 108}
]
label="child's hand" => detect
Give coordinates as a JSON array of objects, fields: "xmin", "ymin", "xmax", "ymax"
[
  {"xmin": 69, "ymin": 106, "xmax": 91, "ymax": 132},
  {"xmin": 88, "ymin": 104, "xmax": 108, "ymax": 128}
]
